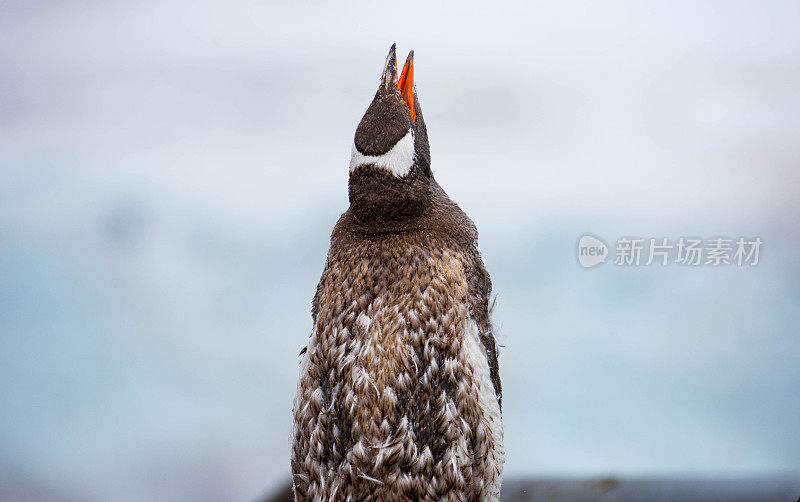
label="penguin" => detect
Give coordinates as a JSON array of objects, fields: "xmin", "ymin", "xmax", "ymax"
[{"xmin": 291, "ymin": 44, "xmax": 503, "ymax": 502}]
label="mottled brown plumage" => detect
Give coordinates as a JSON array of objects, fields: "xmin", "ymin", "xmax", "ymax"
[{"xmin": 292, "ymin": 45, "xmax": 503, "ymax": 502}]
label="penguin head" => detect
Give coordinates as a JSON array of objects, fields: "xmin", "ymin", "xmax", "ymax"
[{"xmin": 348, "ymin": 44, "xmax": 432, "ymax": 228}]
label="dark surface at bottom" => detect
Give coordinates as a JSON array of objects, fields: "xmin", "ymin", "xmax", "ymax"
[{"xmin": 263, "ymin": 476, "xmax": 800, "ymax": 502}]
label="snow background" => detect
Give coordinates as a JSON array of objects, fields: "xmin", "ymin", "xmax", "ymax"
[{"xmin": 1, "ymin": 1, "xmax": 799, "ymax": 500}]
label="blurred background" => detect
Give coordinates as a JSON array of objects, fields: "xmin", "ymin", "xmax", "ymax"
[{"xmin": 1, "ymin": 1, "xmax": 799, "ymax": 500}]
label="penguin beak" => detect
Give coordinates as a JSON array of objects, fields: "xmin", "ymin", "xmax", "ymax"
[
  {"xmin": 380, "ymin": 43, "xmax": 398, "ymax": 90},
  {"xmin": 380, "ymin": 44, "xmax": 416, "ymax": 122},
  {"xmin": 398, "ymin": 50, "xmax": 416, "ymax": 122}
]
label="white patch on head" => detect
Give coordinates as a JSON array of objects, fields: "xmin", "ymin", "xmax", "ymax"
[{"xmin": 350, "ymin": 128, "xmax": 415, "ymax": 177}]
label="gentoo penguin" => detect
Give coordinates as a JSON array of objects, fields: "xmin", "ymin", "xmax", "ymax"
[{"xmin": 292, "ymin": 44, "xmax": 503, "ymax": 502}]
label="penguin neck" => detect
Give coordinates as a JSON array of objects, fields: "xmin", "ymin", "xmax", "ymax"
[{"xmin": 347, "ymin": 166, "xmax": 433, "ymax": 232}]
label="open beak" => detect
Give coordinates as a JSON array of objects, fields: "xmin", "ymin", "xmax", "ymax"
[
  {"xmin": 380, "ymin": 44, "xmax": 416, "ymax": 122},
  {"xmin": 398, "ymin": 50, "xmax": 415, "ymax": 122}
]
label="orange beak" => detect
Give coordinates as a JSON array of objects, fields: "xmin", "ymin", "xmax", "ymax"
[{"xmin": 397, "ymin": 51, "xmax": 415, "ymax": 122}]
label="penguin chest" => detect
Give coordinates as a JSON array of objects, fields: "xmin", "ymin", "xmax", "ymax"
[{"xmin": 292, "ymin": 241, "xmax": 503, "ymax": 501}]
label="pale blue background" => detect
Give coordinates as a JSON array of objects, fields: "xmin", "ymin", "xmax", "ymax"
[{"xmin": 1, "ymin": 1, "xmax": 799, "ymax": 500}]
